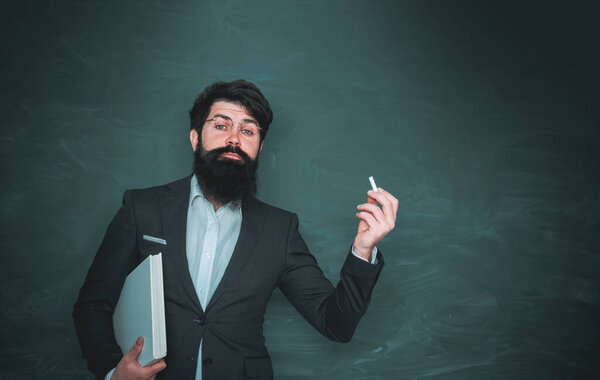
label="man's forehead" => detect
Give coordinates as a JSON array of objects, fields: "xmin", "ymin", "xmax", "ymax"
[{"xmin": 209, "ymin": 100, "xmax": 255, "ymax": 120}]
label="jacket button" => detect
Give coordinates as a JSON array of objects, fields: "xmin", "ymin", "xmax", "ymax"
[
  {"xmin": 193, "ymin": 315, "xmax": 206, "ymax": 326},
  {"xmin": 203, "ymin": 358, "xmax": 212, "ymax": 367}
]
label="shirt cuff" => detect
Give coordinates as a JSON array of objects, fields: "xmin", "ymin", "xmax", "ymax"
[
  {"xmin": 105, "ymin": 368, "xmax": 116, "ymax": 380},
  {"xmin": 351, "ymin": 245, "xmax": 378, "ymax": 264}
]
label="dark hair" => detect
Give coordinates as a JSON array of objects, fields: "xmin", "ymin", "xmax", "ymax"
[{"xmin": 189, "ymin": 80, "xmax": 273, "ymax": 142}]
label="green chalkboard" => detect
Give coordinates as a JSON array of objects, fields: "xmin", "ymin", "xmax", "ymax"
[{"xmin": 1, "ymin": 1, "xmax": 599, "ymax": 379}]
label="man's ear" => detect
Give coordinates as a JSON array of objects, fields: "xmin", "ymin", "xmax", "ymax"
[
  {"xmin": 259, "ymin": 141, "xmax": 264, "ymax": 153},
  {"xmin": 190, "ymin": 129, "xmax": 198, "ymax": 151}
]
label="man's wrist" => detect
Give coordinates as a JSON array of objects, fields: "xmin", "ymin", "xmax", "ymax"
[
  {"xmin": 351, "ymin": 245, "xmax": 378, "ymax": 264},
  {"xmin": 353, "ymin": 244, "xmax": 374, "ymax": 260}
]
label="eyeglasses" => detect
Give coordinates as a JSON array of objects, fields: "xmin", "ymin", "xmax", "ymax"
[{"xmin": 204, "ymin": 116, "xmax": 262, "ymax": 138}]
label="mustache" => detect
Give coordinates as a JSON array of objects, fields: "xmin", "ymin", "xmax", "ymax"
[{"xmin": 201, "ymin": 145, "xmax": 252, "ymax": 163}]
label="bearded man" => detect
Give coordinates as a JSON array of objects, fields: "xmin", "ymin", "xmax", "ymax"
[{"xmin": 73, "ymin": 80, "xmax": 398, "ymax": 380}]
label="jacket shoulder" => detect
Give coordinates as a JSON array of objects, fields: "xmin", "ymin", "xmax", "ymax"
[
  {"xmin": 129, "ymin": 175, "xmax": 191, "ymax": 194},
  {"xmin": 121, "ymin": 175, "xmax": 191, "ymax": 214},
  {"xmin": 125, "ymin": 175, "xmax": 190, "ymax": 198},
  {"xmin": 249, "ymin": 197, "xmax": 298, "ymax": 223}
]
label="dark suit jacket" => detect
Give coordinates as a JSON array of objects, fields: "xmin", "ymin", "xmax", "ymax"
[{"xmin": 73, "ymin": 176, "xmax": 384, "ymax": 379}]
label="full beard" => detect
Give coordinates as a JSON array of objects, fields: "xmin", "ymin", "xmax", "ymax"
[{"xmin": 193, "ymin": 144, "xmax": 258, "ymax": 206}]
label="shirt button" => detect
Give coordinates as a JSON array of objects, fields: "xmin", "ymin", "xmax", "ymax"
[
  {"xmin": 205, "ymin": 253, "xmax": 211, "ymax": 258},
  {"xmin": 200, "ymin": 288, "xmax": 205, "ymax": 294},
  {"xmin": 203, "ymin": 358, "xmax": 212, "ymax": 367}
]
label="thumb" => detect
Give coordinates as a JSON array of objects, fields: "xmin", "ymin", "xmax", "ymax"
[{"xmin": 126, "ymin": 336, "xmax": 144, "ymax": 360}]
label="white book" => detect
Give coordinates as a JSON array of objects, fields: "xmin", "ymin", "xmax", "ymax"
[{"xmin": 113, "ymin": 253, "xmax": 167, "ymax": 366}]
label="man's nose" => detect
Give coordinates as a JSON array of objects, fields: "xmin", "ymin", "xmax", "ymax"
[{"xmin": 225, "ymin": 126, "xmax": 241, "ymax": 145}]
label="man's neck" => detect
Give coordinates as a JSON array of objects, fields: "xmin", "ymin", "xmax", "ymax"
[{"xmin": 204, "ymin": 195, "xmax": 222, "ymax": 211}]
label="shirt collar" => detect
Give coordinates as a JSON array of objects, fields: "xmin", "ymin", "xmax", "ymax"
[{"xmin": 190, "ymin": 174, "xmax": 203, "ymax": 202}]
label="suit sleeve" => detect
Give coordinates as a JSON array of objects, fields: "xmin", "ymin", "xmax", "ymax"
[
  {"xmin": 277, "ymin": 213, "xmax": 384, "ymax": 343},
  {"xmin": 73, "ymin": 190, "xmax": 139, "ymax": 379}
]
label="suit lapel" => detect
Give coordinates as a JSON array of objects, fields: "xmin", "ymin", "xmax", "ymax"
[
  {"xmin": 206, "ymin": 197, "xmax": 269, "ymax": 312},
  {"xmin": 159, "ymin": 175, "xmax": 204, "ymax": 314}
]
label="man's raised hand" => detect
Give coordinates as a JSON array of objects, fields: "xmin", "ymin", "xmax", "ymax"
[{"xmin": 354, "ymin": 187, "xmax": 398, "ymax": 260}]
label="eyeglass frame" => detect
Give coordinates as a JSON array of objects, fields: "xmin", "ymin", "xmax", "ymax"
[{"xmin": 204, "ymin": 115, "xmax": 263, "ymax": 138}]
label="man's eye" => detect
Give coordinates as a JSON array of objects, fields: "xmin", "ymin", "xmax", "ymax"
[
  {"xmin": 241, "ymin": 129, "xmax": 255, "ymax": 136},
  {"xmin": 215, "ymin": 124, "xmax": 227, "ymax": 130}
]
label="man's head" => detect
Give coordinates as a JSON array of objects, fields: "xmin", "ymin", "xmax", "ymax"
[
  {"xmin": 189, "ymin": 80, "xmax": 273, "ymax": 205},
  {"xmin": 189, "ymin": 79, "xmax": 273, "ymax": 145}
]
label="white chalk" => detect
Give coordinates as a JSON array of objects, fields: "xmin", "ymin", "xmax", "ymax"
[{"xmin": 368, "ymin": 176, "xmax": 378, "ymax": 192}]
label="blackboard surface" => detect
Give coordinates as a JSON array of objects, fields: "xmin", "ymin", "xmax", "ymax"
[{"xmin": 1, "ymin": 1, "xmax": 599, "ymax": 379}]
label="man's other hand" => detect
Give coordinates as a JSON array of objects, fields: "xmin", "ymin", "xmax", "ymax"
[
  {"xmin": 111, "ymin": 337, "xmax": 166, "ymax": 380},
  {"xmin": 354, "ymin": 188, "xmax": 398, "ymax": 260}
]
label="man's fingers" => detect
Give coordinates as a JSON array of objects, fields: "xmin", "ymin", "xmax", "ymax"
[
  {"xmin": 366, "ymin": 191, "xmax": 395, "ymax": 227},
  {"xmin": 357, "ymin": 203, "xmax": 386, "ymax": 225},
  {"xmin": 125, "ymin": 336, "xmax": 144, "ymax": 360},
  {"xmin": 112, "ymin": 337, "xmax": 166, "ymax": 380},
  {"xmin": 356, "ymin": 212, "xmax": 382, "ymax": 249},
  {"xmin": 367, "ymin": 188, "xmax": 398, "ymax": 225},
  {"xmin": 377, "ymin": 188, "xmax": 399, "ymax": 216},
  {"xmin": 355, "ymin": 185, "xmax": 399, "ymax": 254},
  {"xmin": 147, "ymin": 359, "xmax": 167, "ymax": 372},
  {"xmin": 369, "ymin": 191, "xmax": 395, "ymax": 225},
  {"xmin": 356, "ymin": 211, "xmax": 378, "ymax": 230},
  {"xmin": 140, "ymin": 359, "xmax": 167, "ymax": 377}
]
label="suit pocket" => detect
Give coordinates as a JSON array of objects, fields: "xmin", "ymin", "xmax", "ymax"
[
  {"xmin": 243, "ymin": 356, "xmax": 273, "ymax": 379},
  {"xmin": 140, "ymin": 238, "xmax": 167, "ymax": 256}
]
